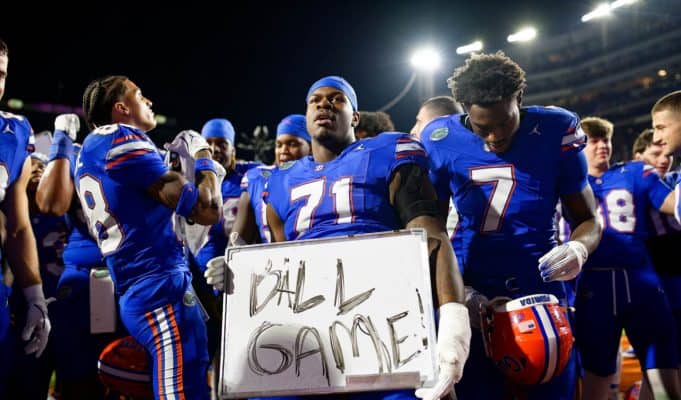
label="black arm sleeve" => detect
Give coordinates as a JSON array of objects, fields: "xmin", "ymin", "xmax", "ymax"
[{"xmin": 393, "ymin": 163, "xmax": 440, "ymax": 225}]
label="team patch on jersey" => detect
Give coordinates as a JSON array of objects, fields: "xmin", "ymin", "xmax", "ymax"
[
  {"xmin": 261, "ymin": 169, "xmax": 272, "ymax": 178},
  {"xmin": 279, "ymin": 160, "xmax": 295, "ymax": 170},
  {"xmin": 430, "ymin": 127, "xmax": 449, "ymax": 141},
  {"xmin": 183, "ymin": 291, "xmax": 197, "ymax": 307}
]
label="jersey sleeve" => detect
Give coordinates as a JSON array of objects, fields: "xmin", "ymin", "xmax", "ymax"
[
  {"xmin": 69, "ymin": 144, "xmax": 82, "ymax": 179},
  {"xmin": 420, "ymin": 124, "xmax": 453, "ymax": 201},
  {"xmin": 7, "ymin": 114, "xmax": 35, "ymax": 182},
  {"xmin": 640, "ymin": 163, "xmax": 672, "ymax": 210},
  {"xmin": 240, "ymin": 171, "xmax": 250, "ymax": 192},
  {"xmin": 262, "ymin": 169, "xmax": 288, "ymax": 224},
  {"xmin": 105, "ymin": 127, "xmax": 167, "ymax": 189},
  {"xmin": 389, "ymin": 134, "xmax": 429, "ymax": 174},
  {"xmin": 675, "ymin": 178, "xmax": 681, "ymax": 225},
  {"xmin": 557, "ymin": 113, "xmax": 589, "ymax": 196}
]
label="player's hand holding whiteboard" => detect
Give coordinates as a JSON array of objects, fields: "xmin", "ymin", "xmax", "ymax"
[{"xmin": 219, "ymin": 229, "xmax": 438, "ymax": 398}]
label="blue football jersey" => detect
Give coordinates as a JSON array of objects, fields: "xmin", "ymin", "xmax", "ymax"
[
  {"xmin": 0, "ymin": 110, "xmax": 34, "ymax": 202},
  {"xmin": 646, "ymin": 171, "xmax": 681, "ymax": 308},
  {"xmin": 63, "ymin": 144, "xmax": 103, "ymax": 268},
  {"xmin": 585, "ymin": 161, "xmax": 670, "ymax": 270},
  {"xmin": 265, "ymin": 133, "xmax": 428, "ymax": 240},
  {"xmin": 242, "ymin": 165, "xmax": 276, "ymax": 243},
  {"xmin": 420, "ymin": 106, "xmax": 588, "ymax": 291},
  {"xmin": 674, "ymin": 173, "xmax": 681, "ymax": 225},
  {"xmin": 30, "ymin": 213, "xmax": 69, "ymax": 298},
  {"xmin": 0, "ymin": 111, "xmax": 34, "ymax": 273},
  {"xmin": 75, "ymin": 124, "xmax": 186, "ymax": 295}
]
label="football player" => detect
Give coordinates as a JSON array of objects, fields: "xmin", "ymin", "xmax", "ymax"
[
  {"xmin": 7, "ymin": 152, "xmax": 68, "ymax": 399},
  {"xmin": 409, "ymin": 95, "xmax": 463, "ymax": 238},
  {"xmin": 36, "ymin": 111, "xmax": 115, "ymax": 399},
  {"xmin": 420, "ymin": 51, "xmax": 602, "ymax": 399},
  {"xmin": 633, "ymin": 129, "xmax": 681, "ymax": 370},
  {"xmin": 230, "ymin": 114, "xmax": 311, "ymax": 245},
  {"xmin": 354, "ymin": 110, "xmax": 394, "ymax": 140},
  {"xmin": 410, "ymin": 95, "xmax": 462, "ymax": 140},
  {"xmin": 191, "ymin": 118, "xmax": 259, "ymax": 270},
  {"xmin": 261, "ymin": 76, "xmax": 470, "ymax": 400},
  {"xmin": 0, "ymin": 37, "xmax": 51, "ymax": 397},
  {"xmin": 652, "ymin": 90, "xmax": 681, "ymax": 224},
  {"xmin": 76, "ymin": 75, "xmax": 222, "ymax": 400},
  {"xmin": 573, "ymin": 118, "xmax": 680, "ymax": 399}
]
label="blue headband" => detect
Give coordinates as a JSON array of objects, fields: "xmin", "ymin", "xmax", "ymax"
[
  {"xmin": 276, "ymin": 114, "xmax": 311, "ymax": 143},
  {"xmin": 306, "ymin": 76, "xmax": 358, "ymax": 111},
  {"xmin": 30, "ymin": 152, "xmax": 49, "ymax": 164},
  {"xmin": 201, "ymin": 118, "xmax": 235, "ymax": 144}
]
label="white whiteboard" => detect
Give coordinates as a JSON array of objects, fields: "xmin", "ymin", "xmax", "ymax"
[{"xmin": 219, "ymin": 229, "xmax": 438, "ymax": 399}]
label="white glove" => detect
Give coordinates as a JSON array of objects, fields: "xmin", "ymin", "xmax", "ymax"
[
  {"xmin": 204, "ymin": 257, "xmax": 227, "ymax": 292},
  {"xmin": 204, "ymin": 232, "xmax": 242, "ymax": 292},
  {"xmin": 538, "ymin": 241, "xmax": 588, "ymax": 282},
  {"xmin": 204, "ymin": 257, "xmax": 234, "ymax": 294},
  {"xmin": 228, "ymin": 231, "xmax": 247, "ymax": 247},
  {"xmin": 54, "ymin": 113, "xmax": 80, "ymax": 141},
  {"xmin": 165, "ymin": 130, "xmax": 211, "ymax": 159},
  {"xmin": 415, "ymin": 302, "xmax": 471, "ymax": 400},
  {"xmin": 22, "ymin": 285, "xmax": 52, "ymax": 358}
]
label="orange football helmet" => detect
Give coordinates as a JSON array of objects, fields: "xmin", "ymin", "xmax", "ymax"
[
  {"xmin": 98, "ymin": 335, "xmax": 154, "ymax": 399},
  {"xmin": 481, "ymin": 294, "xmax": 573, "ymax": 385}
]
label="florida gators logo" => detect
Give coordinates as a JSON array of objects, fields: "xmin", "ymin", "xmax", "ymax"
[{"xmin": 430, "ymin": 127, "xmax": 449, "ymax": 141}]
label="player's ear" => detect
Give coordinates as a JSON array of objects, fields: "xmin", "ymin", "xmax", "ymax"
[
  {"xmin": 516, "ymin": 90, "xmax": 523, "ymax": 106},
  {"xmin": 351, "ymin": 111, "xmax": 360, "ymax": 128},
  {"xmin": 113, "ymin": 101, "xmax": 129, "ymax": 116}
]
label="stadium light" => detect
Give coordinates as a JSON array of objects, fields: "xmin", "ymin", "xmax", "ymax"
[
  {"xmin": 410, "ymin": 47, "xmax": 442, "ymax": 72},
  {"xmin": 456, "ymin": 41, "xmax": 483, "ymax": 55},
  {"xmin": 7, "ymin": 98, "xmax": 24, "ymax": 110},
  {"xmin": 155, "ymin": 114, "xmax": 168, "ymax": 125},
  {"xmin": 507, "ymin": 27, "xmax": 537, "ymax": 43},
  {"xmin": 379, "ymin": 46, "xmax": 440, "ymax": 111},
  {"xmin": 610, "ymin": 0, "xmax": 638, "ymax": 9},
  {"xmin": 581, "ymin": 3, "xmax": 612, "ymax": 22}
]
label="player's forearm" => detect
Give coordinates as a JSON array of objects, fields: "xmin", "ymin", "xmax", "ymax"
[
  {"xmin": 191, "ymin": 171, "xmax": 221, "ymax": 225},
  {"xmin": 6, "ymin": 225, "xmax": 42, "ymax": 288},
  {"xmin": 36, "ymin": 159, "xmax": 74, "ymax": 215},
  {"xmin": 659, "ymin": 191, "xmax": 676, "ymax": 216},
  {"xmin": 407, "ymin": 215, "xmax": 464, "ymax": 307},
  {"xmin": 185, "ymin": 148, "xmax": 221, "ymax": 225},
  {"xmin": 433, "ymin": 231, "xmax": 464, "ymax": 307},
  {"xmin": 232, "ymin": 193, "xmax": 257, "ymax": 243},
  {"xmin": 265, "ymin": 204, "xmax": 287, "ymax": 242},
  {"xmin": 568, "ymin": 217, "xmax": 602, "ymax": 254}
]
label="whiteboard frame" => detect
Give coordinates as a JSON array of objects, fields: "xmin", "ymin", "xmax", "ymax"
[{"xmin": 218, "ymin": 229, "xmax": 438, "ymax": 399}]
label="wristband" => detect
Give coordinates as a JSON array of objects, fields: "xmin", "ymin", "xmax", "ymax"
[
  {"xmin": 48, "ymin": 130, "xmax": 74, "ymax": 161},
  {"xmin": 175, "ymin": 182, "xmax": 199, "ymax": 218},
  {"xmin": 195, "ymin": 158, "xmax": 217, "ymax": 175}
]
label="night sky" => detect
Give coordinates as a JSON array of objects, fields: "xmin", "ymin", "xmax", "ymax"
[{"xmin": 0, "ymin": 1, "xmax": 641, "ymax": 145}]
